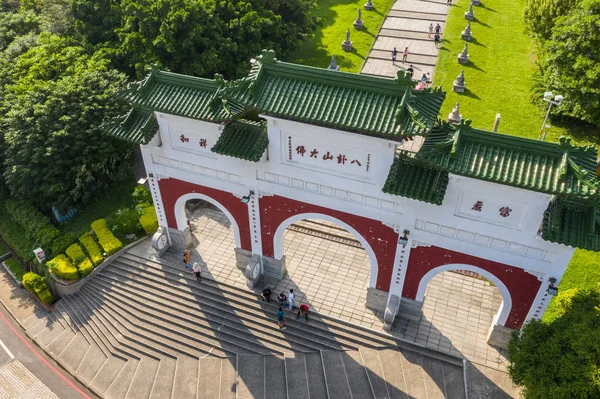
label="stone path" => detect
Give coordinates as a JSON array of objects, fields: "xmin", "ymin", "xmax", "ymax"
[
  {"xmin": 361, "ymin": 0, "xmax": 450, "ymax": 79},
  {"xmin": 0, "ymin": 360, "xmax": 59, "ymax": 399}
]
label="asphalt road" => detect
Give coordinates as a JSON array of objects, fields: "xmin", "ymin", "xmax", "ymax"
[{"xmin": 0, "ymin": 304, "xmax": 97, "ymax": 399}]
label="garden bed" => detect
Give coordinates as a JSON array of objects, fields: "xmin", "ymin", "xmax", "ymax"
[{"xmin": 2, "ymin": 256, "xmax": 26, "ymax": 285}]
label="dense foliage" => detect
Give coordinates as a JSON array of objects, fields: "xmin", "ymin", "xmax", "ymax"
[
  {"xmin": 22, "ymin": 271, "xmax": 53, "ymax": 304},
  {"xmin": 526, "ymin": 0, "xmax": 600, "ymax": 128},
  {"xmin": 508, "ymin": 288, "xmax": 600, "ymax": 398}
]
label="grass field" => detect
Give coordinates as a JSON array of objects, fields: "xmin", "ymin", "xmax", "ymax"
[
  {"xmin": 4, "ymin": 257, "xmax": 26, "ymax": 282},
  {"xmin": 286, "ymin": 0, "xmax": 395, "ymax": 73},
  {"xmin": 434, "ymin": 0, "xmax": 599, "ymax": 145}
]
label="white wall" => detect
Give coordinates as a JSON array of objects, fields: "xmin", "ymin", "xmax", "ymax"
[{"xmin": 141, "ymin": 112, "xmax": 576, "ymax": 287}]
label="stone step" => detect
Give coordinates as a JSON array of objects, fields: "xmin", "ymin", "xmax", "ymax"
[
  {"xmin": 80, "ymin": 289, "xmax": 167, "ymax": 361},
  {"xmin": 305, "ymin": 352, "xmax": 328, "ymax": 399},
  {"xmin": 361, "ymin": 347, "xmax": 393, "ymax": 398},
  {"xmin": 420, "ymin": 355, "xmax": 449, "ymax": 399},
  {"xmin": 400, "ymin": 350, "xmax": 430, "ymax": 397},
  {"xmin": 89, "ymin": 277, "xmax": 266, "ymax": 356},
  {"xmin": 321, "ymin": 351, "xmax": 352, "ymax": 399},
  {"xmin": 83, "ymin": 287, "xmax": 200, "ymax": 360},
  {"xmin": 59, "ymin": 296, "xmax": 112, "ymax": 358},
  {"xmin": 284, "ymin": 353, "xmax": 310, "ymax": 399},
  {"xmin": 26, "ymin": 313, "xmax": 59, "ymax": 337},
  {"xmin": 389, "ymin": 10, "xmax": 447, "ymax": 20},
  {"xmin": 86, "ymin": 282, "xmax": 236, "ymax": 360},
  {"xmin": 117, "ymin": 254, "xmax": 386, "ymax": 350},
  {"xmin": 120, "ymin": 252, "xmax": 464, "ymax": 365},
  {"xmin": 379, "ymin": 28, "xmax": 437, "ymax": 40},
  {"xmin": 125, "ymin": 357, "xmax": 160, "ymax": 399},
  {"xmin": 105, "ymin": 358, "xmax": 139, "ymax": 399},
  {"xmin": 21, "ymin": 310, "xmax": 50, "ymax": 330},
  {"xmin": 90, "ymin": 355, "xmax": 127, "ymax": 396},
  {"xmin": 57, "ymin": 333, "xmax": 90, "ymax": 374},
  {"xmin": 149, "ymin": 357, "xmax": 177, "ymax": 399},
  {"xmin": 219, "ymin": 358, "xmax": 237, "ymax": 399},
  {"xmin": 369, "ymin": 49, "xmax": 438, "ymax": 66},
  {"xmin": 33, "ymin": 320, "xmax": 66, "ymax": 347},
  {"xmin": 342, "ymin": 350, "xmax": 375, "ymax": 398},
  {"xmin": 76, "ymin": 344, "xmax": 108, "ymax": 386},
  {"xmin": 265, "ymin": 355, "xmax": 287, "ymax": 398},
  {"xmin": 46, "ymin": 328, "xmax": 77, "ymax": 358},
  {"xmin": 237, "ymin": 355, "xmax": 265, "ymax": 399},
  {"xmin": 172, "ymin": 355, "xmax": 199, "ymax": 399},
  {"xmin": 197, "ymin": 357, "xmax": 223, "ymax": 398},
  {"xmin": 100, "ymin": 264, "xmax": 338, "ymax": 354}
]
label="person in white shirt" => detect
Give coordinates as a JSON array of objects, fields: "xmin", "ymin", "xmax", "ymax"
[
  {"xmin": 192, "ymin": 262, "xmax": 202, "ymax": 282},
  {"xmin": 288, "ymin": 289, "xmax": 295, "ymax": 311}
]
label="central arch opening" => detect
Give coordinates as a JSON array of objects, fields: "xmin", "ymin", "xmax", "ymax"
[{"xmin": 268, "ymin": 217, "xmax": 377, "ymax": 325}]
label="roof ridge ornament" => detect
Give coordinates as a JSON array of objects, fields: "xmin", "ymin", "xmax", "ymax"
[{"xmin": 258, "ymin": 49, "xmax": 277, "ymax": 65}]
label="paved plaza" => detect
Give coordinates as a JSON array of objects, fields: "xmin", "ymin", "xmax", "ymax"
[{"xmin": 129, "ymin": 202, "xmax": 510, "ymax": 371}]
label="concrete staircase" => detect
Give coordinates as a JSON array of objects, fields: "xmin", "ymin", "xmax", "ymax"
[{"xmin": 23, "ymin": 250, "xmax": 467, "ymax": 398}]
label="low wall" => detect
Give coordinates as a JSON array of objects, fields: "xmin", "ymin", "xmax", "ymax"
[{"xmin": 53, "ymin": 237, "xmax": 146, "ymax": 297}]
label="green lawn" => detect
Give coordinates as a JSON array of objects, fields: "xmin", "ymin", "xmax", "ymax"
[
  {"xmin": 4, "ymin": 257, "xmax": 26, "ymax": 282},
  {"xmin": 434, "ymin": 0, "xmax": 599, "ymax": 144},
  {"xmin": 286, "ymin": 0, "xmax": 396, "ymax": 73},
  {"xmin": 0, "ymin": 240, "xmax": 9, "ymax": 257}
]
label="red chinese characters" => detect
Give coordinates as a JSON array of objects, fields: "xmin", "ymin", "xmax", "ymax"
[
  {"xmin": 337, "ymin": 154, "xmax": 347, "ymax": 164},
  {"xmin": 199, "ymin": 139, "xmax": 207, "ymax": 148},
  {"xmin": 351, "ymin": 159, "xmax": 362, "ymax": 166},
  {"xmin": 471, "ymin": 201, "xmax": 483, "ymax": 212},
  {"xmin": 322, "ymin": 151, "xmax": 333, "ymax": 160},
  {"xmin": 180, "ymin": 134, "xmax": 189, "ymax": 143},
  {"xmin": 296, "ymin": 145, "xmax": 306, "ymax": 156},
  {"xmin": 499, "ymin": 207, "xmax": 512, "ymax": 217},
  {"xmin": 310, "ymin": 149, "xmax": 318, "ymax": 158}
]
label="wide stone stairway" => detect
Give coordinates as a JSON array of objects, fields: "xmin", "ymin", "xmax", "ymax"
[{"xmin": 22, "ymin": 250, "xmax": 466, "ymax": 398}]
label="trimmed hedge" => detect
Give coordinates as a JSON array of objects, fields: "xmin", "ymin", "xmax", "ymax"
[
  {"xmin": 79, "ymin": 232, "xmax": 103, "ymax": 266},
  {"xmin": 66, "ymin": 243, "xmax": 95, "ymax": 277},
  {"xmin": 4, "ymin": 200, "xmax": 59, "ymax": 250},
  {"xmin": 91, "ymin": 219, "xmax": 123, "ymax": 256},
  {"xmin": 47, "ymin": 254, "xmax": 79, "ymax": 280},
  {"xmin": 139, "ymin": 205, "xmax": 158, "ymax": 235},
  {"xmin": 22, "ymin": 272, "xmax": 53, "ymax": 304},
  {"xmin": 51, "ymin": 233, "xmax": 75, "ymax": 257}
]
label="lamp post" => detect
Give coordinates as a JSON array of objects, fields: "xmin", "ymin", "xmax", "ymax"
[{"xmin": 539, "ymin": 91, "xmax": 564, "ymax": 141}]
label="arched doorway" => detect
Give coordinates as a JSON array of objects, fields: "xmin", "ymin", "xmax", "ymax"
[
  {"xmin": 401, "ymin": 265, "xmax": 509, "ymax": 367},
  {"xmin": 174, "ymin": 194, "xmax": 243, "ymax": 283},
  {"xmin": 267, "ymin": 214, "xmax": 379, "ymax": 325}
]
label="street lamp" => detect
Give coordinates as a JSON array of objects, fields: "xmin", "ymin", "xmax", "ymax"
[
  {"xmin": 539, "ymin": 92, "xmax": 564, "ymax": 141},
  {"xmin": 240, "ymin": 190, "xmax": 255, "ymax": 204},
  {"xmin": 398, "ymin": 229, "xmax": 410, "ymax": 247},
  {"xmin": 547, "ymin": 277, "xmax": 559, "ymax": 297}
]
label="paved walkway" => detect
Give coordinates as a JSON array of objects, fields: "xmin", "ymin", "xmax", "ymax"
[{"xmin": 361, "ymin": 0, "xmax": 450, "ymax": 79}]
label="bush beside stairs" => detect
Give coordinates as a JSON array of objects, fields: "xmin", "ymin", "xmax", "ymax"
[{"xmin": 22, "ymin": 250, "xmax": 467, "ymax": 398}]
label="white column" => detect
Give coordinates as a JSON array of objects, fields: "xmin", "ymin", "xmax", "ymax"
[{"xmin": 148, "ymin": 173, "xmax": 171, "ymax": 244}]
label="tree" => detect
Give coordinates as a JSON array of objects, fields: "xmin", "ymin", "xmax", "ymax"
[
  {"xmin": 508, "ymin": 288, "xmax": 600, "ymax": 398},
  {"xmin": 2, "ymin": 33, "xmax": 132, "ymax": 210},
  {"xmin": 533, "ymin": 0, "xmax": 600, "ymax": 127},
  {"xmin": 523, "ymin": 0, "xmax": 580, "ymax": 41}
]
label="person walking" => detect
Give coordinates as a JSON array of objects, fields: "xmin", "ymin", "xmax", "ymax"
[
  {"xmin": 434, "ymin": 33, "xmax": 441, "ymax": 48},
  {"xmin": 192, "ymin": 262, "xmax": 202, "ymax": 282},
  {"xmin": 402, "ymin": 47, "xmax": 409, "ymax": 62},
  {"xmin": 183, "ymin": 249, "xmax": 192, "ymax": 269},
  {"xmin": 406, "ymin": 64, "xmax": 414, "ymax": 78},
  {"xmin": 391, "ymin": 47, "xmax": 398, "ymax": 65},
  {"xmin": 435, "ymin": 23, "xmax": 441, "ymax": 35},
  {"xmin": 421, "ymin": 73, "xmax": 428, "ymax": 86},
  {"xmin": 261, "ymin": 287, "xmax": 272, "ymax": 303},
  {"xmin": 296, "ymin": 303, "xmax": 309, "ymax": 322},
  {"xmin": 288, "ymin": 289, "xmax": 295, "ymax": 311},
  {"xmin": 428, "ymin": 23, "xmax": 433, "ymax": 38},
  {"xmin": 277, "ymin": 307, "xmax": 286, "ymax": 330}
]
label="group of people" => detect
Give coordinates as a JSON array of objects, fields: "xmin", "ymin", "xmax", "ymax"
[
  {"xmin": 184, "ymin": 249, "xmax": 310, "ymax": 330},
  {"xmin": 261, "ymin": 287, "xmax": 309, "ymax": 330},
  {"xmin": 428, "ymin": 23, "xmax": 442, "ymax": 48}
]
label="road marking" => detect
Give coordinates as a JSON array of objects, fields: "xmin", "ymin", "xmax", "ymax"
[{"xmin": 0, "ymin": 337, "xmax": 14, "ymax": 359}]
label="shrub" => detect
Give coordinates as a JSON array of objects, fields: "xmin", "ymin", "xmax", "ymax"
[
  {"xmin": 91, "ymin": 218, "xmax": 123, "ymax": 256},
  {"xmin": 65, "ymin": 243, "xmax": 86, "ymax": 264},
  {"xmin": 22, "ymin": 272, "xmax": 53, "ymax": 304},
  {"xmin": 132, "ymin": 185, "xmax": 152, "ymax": 204},
  {"xmin": 77, "ymin": 257, "xmax": 94, "ymax": 277},
  {"xmin": 0, "ymin": 213, "xmax": 37, "ymax": 262},
  {"xmin": 79, "ymin": 232, "xmax": 103, "ymax": 266},
  {"xmin": 139, "ymin": 205, "xmax": 158, "ymax": 235},
  {"xmin": 4, "ymin": 199, "xmax": 59, "ymax": 249},
  {"xmin": 51, "ymin": 232, "xmax": 75, "ymax": 257},
  {"xmin": 46, "ymin": 254, "xmax": 79, "ymax": 280},
  {"xmin": 135, "ymin": 202, "xmax": 152, "ymax": 215},
  {"xmin": 109, "ymin": 208, "xmax": 141, "ymax": 235}
]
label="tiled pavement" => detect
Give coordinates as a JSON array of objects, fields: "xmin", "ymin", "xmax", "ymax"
[
  {"xmin": 361, "ymin": 0, "xmax": 451, "ymax": 79},
  {"xmin": 130, "ymin": 202, "xmax": 509, "ymax": 370},
  {"xmin": 0, "ymin": 360, "xmax": 59, "ymax": 399}
]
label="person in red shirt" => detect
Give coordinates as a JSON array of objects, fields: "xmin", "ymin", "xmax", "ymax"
[{"xmin": 296, "ymin": 304, "xmax": 309, "ymax": 322}]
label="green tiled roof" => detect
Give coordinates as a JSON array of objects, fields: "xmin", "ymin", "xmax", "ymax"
[
  {"xmin": 401, "ymin": 121, "xmax": 600, "ymax": 198},
  {"xmin": 542, "ymin": 196, "xmax": 600, "ymax": 251},
  {"xmin": 101, "ymin": 107, "xmax": 158, "ymax": 144},
  {"xmin": 119, "ymin": 69, "xmax": 240, "ymax": 123},
  {"xmin": 211, "ymin": 120, "xmax": 268, "ymax": 162},
  {"xmin": 383, "ymin": 157, "xmax": 449, "ymax": 205},
  {"xmin": 223, "ymin": 51, "xmax": 446, "ymax": 140}
]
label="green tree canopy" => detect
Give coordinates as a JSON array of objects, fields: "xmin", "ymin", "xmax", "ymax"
[
  {"xmin": 508, "ymin": 288, "xmax": 600, "ymax": 398},
  {"xmin": 2, "ymin": 34, "xmax": 132, "ymax": 209},
  {"xmin": 523, "ymin": 0, "xmax": 581, "ymax": 40}
]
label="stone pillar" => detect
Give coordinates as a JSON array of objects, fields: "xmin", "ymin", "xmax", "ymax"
[
  {"xmin": 168, "ymin": 227, "xmax": 192, "ymax": 250},
  {"xmin": 243, "ymin": 254, "xmax": 262, "ymax": 289},
  {"xmin": 398, "ymin": 297, "xmax": 423, "ymax": 321},
  {"xmin": 342, "ymin": 28, "xmax": 353, "ymax": 51},
  {"xmin": 234, "ymin": 247, "xmax": 253, "ymax": 271},
  {"xmin": 262, "ymin": 255, "xmax": 287, "ymax": 279},
  {"xmin": 366, "ymin": 287, "xmax": 388, "ymax": 313},
  {"xmin": 486, "ymin": 324, "xmax": 516, "ymax": 349}
]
